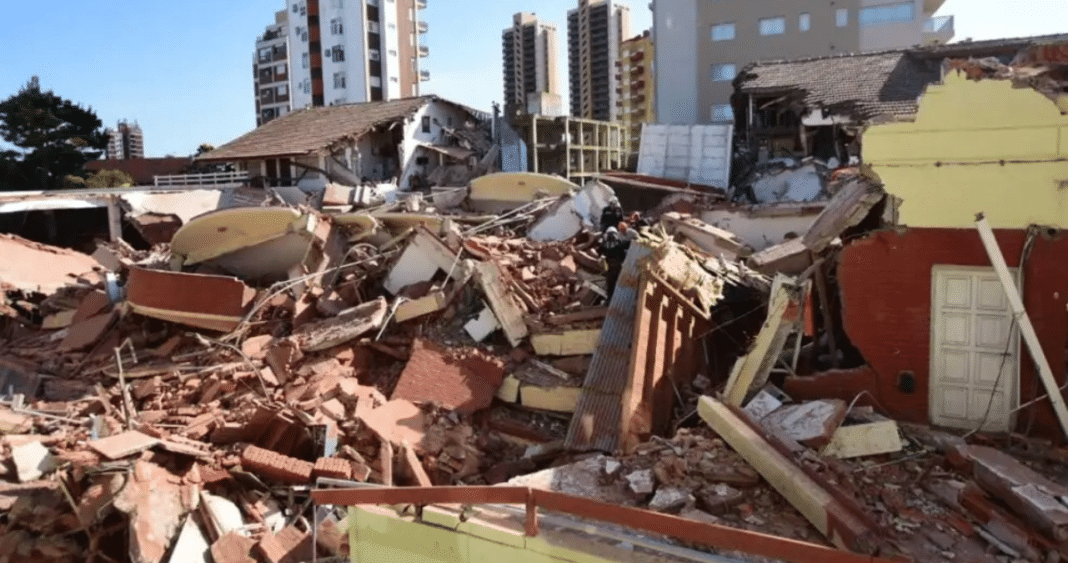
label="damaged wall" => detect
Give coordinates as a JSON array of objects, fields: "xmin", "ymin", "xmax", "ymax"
[
  {"xmin": 700, "ymin": 205, "xmax": 823, "ymax": 251},
  {"xmin": 815, "ymin": 228, "xmax": 1068, "ymax": 441},
  {"xmin": 399, "ymin": 102, "xmax": 473, "ymax": 190},
  {"xmin": 865, "ymin": 71, "xmax": 1068, "ymax": 229}
]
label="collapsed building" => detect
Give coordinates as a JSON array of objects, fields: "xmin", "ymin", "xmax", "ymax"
[{"xmin": 1, "ymin": 38, "xmax": 1068, "ymax": 563}]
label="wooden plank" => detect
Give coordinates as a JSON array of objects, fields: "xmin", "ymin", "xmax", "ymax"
[
  {"xmin": 975, "ymin": 214, "xmax": 1068, "ymax": 438},
  {"xmin": 698, "ymin": 396, "xmax": 880, "ymax": 554},
  {"xmin": 821, "ymin": 421, "xmax": 903, "ymax": 459},
  {"xmin": 723, "ymin": 275, "xmax": 796, "ymax": 406}
]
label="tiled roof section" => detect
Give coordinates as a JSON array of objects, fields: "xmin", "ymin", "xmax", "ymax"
[
  {"xmin": 736, "ymin": 51, "xmax": 942, "ymax": 120},
  {"xmin": 199, "ymin": 96, "xmax": 435, "ymax": 162}
]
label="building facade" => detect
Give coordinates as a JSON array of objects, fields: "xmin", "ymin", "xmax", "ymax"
[
  {"xmin": 254, "ymin": 0, "xmax": 428, "ymax": 124},
  {"xmin": 616, "ymin": 31, "xmax": 654, "ymax": 154},
  {"xmin": 567, "ymin": 0, "xmax": 631, "ymax": 121},
  {"xmin": 254, "ymin": 11, "xmax": 291, "ymax": 125},
  {"xmin": 105, "ymin": 120, "xmax": 144, "ymax": 160},
  {"xmin": 654, "ymin": 0, "xmax": 955, "ymax": 125},
  {"xmin": 502, "ymin": 13, "xmax": 562, "ymax": 119}
]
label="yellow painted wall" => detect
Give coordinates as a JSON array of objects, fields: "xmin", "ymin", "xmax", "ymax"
[
  {"xmin": 347, "ymin": 505, "xmax": 666, "ymax": 563},
  {"xmin": 864, "ymin": 71, "xmax": 1068, "ymax": 229}
]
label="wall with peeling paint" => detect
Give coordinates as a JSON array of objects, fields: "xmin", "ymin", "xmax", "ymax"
[{"xmin": 864, "ymin": 71, "xmax": 1068, "ymax": 229}]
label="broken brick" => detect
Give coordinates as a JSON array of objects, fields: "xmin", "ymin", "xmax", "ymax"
[
  {"xmin": 313, "ymin": 457, "xmax": 353, "ymax": 480},
  {"xmin": 391, "ymin": 339, "xmax": 505, "ymax": 414},
  {"xmin": 255, "ymin": 525, "xmax": 315, "ymax": 563},
  {"xmin": 240, "ymin": 445, "xmax": 313, "ymax": 484}
]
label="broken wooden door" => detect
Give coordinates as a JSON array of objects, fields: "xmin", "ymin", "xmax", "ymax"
[{"xmin": 930, "ymin": 266, "xmax": 1019, "ymax": 432}]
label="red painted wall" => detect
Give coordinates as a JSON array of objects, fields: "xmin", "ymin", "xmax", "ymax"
[{"xmin": 831, "ymin": 227, "xmax": 1068, "ymax": 441}]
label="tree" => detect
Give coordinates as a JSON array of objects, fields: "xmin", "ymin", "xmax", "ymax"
[
  {"xmin": 85, "ymin": 169, "xmax": 135, "ymax": 188},
  {"xmin": 0, "ymin": 76, "xmax": 108, "ymax": 191}
]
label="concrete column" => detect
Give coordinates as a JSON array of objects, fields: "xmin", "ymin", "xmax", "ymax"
[{"xmin": 107, "ymin": 196, "xmax": 122, "ymax": 243}]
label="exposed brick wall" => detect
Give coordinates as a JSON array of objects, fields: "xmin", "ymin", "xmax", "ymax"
[
  {"xmin": 834, "ymin": 227, "xmax": 1068, "ymax": 441},
  {"xmin": 241, "ymin": 445, "xmax": 314, "ymax": 484},
  {"xmin": 313, "ymin": 457, "xmax": 353, "ymax": 480}
]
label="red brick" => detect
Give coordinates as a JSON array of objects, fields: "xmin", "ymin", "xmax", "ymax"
[
  {"xmin": 211, "ymin": 532, "xmax": 256, "ymax": 563},
  {"xmin": 313, "ymin": 457, "xmax": 353, "ymax": 480},
  {"xmin": 256, "ymin": 526, "xmax": 314, "ymax": 563},
  {"xmin": 240, "ymin": 445, "xmax": 313, "ymax": 484},
  {"xmin": 835, "ymin": 228, "xmax": 1068, "ymax": 442},
  {"xmin": 391, "ymin": 339, "xmax": 504, "ymax": 414}
]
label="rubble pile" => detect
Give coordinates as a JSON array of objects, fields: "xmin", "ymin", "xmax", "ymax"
[{"xmin": 3, "ymin": 165, "xmax": 1068, "ymax": 563}]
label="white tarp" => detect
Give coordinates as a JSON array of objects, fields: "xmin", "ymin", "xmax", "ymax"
[{"xmin": 637, "ymin": 124, "xmax": 733, "ymax": 187}]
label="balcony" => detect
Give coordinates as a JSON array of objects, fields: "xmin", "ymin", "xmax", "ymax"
[
  {"xmin": 418, "ymin": 44, "xmax": 429, "ymax": 57},
  {"xmin": 416, "ymin": 0, "xmax": 427, "ymax": 9},
  {"xmin": 923, "ymin": 15, "xmax": 955, "ymax": 45},
  {"xmin": 419, "ymin": 69, "xmax": 431, "ymax": 82},
  {"xmin": 417, "ymin": 20, "xmax": 428, "ymax": 34}
]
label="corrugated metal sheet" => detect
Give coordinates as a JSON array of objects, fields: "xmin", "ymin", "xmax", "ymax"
[{"xmin": 565, "ymin": 242, "xmax": 653, "ymax": 452}]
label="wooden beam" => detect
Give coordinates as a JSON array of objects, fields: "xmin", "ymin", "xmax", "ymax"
[
  {"xmin": 722, "ymin": 275, "xmax": 796, "ymax": 406},
  {"xmin": 975, "ymin": 214, "xmax": 1068, "ymax": 439}
]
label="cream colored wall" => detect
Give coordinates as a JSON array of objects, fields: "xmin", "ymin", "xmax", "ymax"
[{"xmin": 864, "ymin": 71, "xmax": 1068, "ymax": 229}]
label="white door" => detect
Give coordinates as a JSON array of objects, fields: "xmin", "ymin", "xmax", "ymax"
[{"xmin": 930, "ymin": 266, "xmax": 1019, "ymax": 432}]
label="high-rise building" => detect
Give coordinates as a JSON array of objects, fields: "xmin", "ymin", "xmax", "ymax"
[
  {"xmin": 654, "ymin": 0, "xmax": 955, "ymax": 125},
  {"xmin": 105, "ymin": 120, "xmax": 144, "ymax": 160},
  {"xmin": 616, "ymin": 30, "xmax": 654, "ymax": 153},
  {"xmin": 567, "ymin": 0, "xmax": 630, "ymax": 121},
  {"xmin": 255, "ymin": 10, "xmax": 291, "ymax": 125},
  {"xmin": 502, "ymin": 12, "xmax": 562, "ymax": 118},
  {"xmin": 254, "ymin": 0, "xmax": 428, "ymax": 124}
]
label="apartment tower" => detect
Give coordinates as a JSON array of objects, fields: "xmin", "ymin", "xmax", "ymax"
[
  {"xmin": 105, "ymin": 120, "xmax": 144, "ymax": 160},
  {"xmin": 616, "ymin": 30, "xmax": 654, "ymax": 153},
  {"xmin": 567, "ymin": 0, "xmax": 631, "ymax": 121},
  {"xmin": 254, "ymin": 0, "xmax": 428, "ymax": 124},
  {"xmin": 502, "ymin": 12, "xmax": 562, "ymax": 118},
  {"xmin": 254, "ymin": 10, "xmax": 291, "ymax": 125},
  {"xmin": 654, "ymin": 0, "xmax": 955, "ymax": 125}
]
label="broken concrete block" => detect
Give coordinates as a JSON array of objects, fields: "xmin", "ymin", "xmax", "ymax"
[
  {"xmin": 648, "ymin": 487, "xmax": 695, "ymax": 513},
  {"xmin": 464, "ymin": 306, "xmax": 500, "ymax": 342},
  {"xmin": 394, "ymin": 290, "xmax": 448, "ymax": 323},
  {"xmin": 519, "ymin": 384, "xmax": 581, "ymax": 413},
  {"xmin": 391, "ymin": 339, "xmax": 504, "ymax": 414},
  {"xmin": 530, "ymin": 329, "xmax": 601, "ymax": 356},
  {"xmin": 507, "ymin": 455, "xmax": 630, "ymax": 505},
  {"xmin": 822, "ymin": 421, "xmax": 903, "ymax": 459},
  {"xmin": 760, "ymin": 399, "xmax": 848, "ymax": 449},
  {"xmin": 170, "ymin": 515, "xmax": 211, "ymax": 563},
  {"xmin": 113, "ymin": 460, "xmax": 190, "ymax": 563},
  {"xmin": 473, "ymin": 261, "xmax": 529, "ymax": 347},
  {"xmin": 626, "ymin": 469, "xmax": 655, "ymax": 495},
  {"xmin": 383, "ymin": 227, "xmax": 459, "ymax": 295},
  {"xmin": 88, "ymin": 430, "xmax": 161, "ymax": 460},
  {"xmin": 290, "ymin": 297, "xmax": 388, "ymax": 352},
  {"xmin": 11, "ymin": 441, "xmax": 55, "ymax": 482},
  {"xmin": 127, "ymin": 267, "xmax": 256, "ymax": 333},
  {"xmin": 58, "ymin": 310, "xmax": 117, "ymax": 351},
  {"xmin": 743, "ymin": 389, "xmax": 784, "ymax": 421},
  {"xmin": 495, "ymin": 374, "xmax": 521, "ymax": 403},
  {"xmin": 319, "ymin": 399, "xmax": 346, "ymax": 421},
  {"xmin": 356, "ymin": 399, "xmax": 427, "ymax": 452},
  {"xmin": 604, "ymin": 459, "xmax": 622, "ymax": 477}
]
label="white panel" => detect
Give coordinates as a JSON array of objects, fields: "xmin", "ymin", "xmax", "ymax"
[
  {"xmin": 974, "ymin": 352, "xmax": 1009, "ymax": 386},
  {"xmin": 941, "ymin": 349, "xmax": 970, "ymax": 384},
  {"xmin": 636, "ymin": 124, "xmax": 733, "ymax": 187},
  {"xmin": 975, "ymin": 315, "xmax": 1011, "ymax": 349},
  {"xmin": 936, "ymin": 386, "xmax": 969, "ymax": 420},
  {"xmin": 977, "ymin": 277, "xmax": 1009, "ymax": 311},
  {"xmin": 942, "ymin": 276, "xmax": 972, "ymax": 308},
  {"xmin": 941, "ymin": 313, "xmax": 971, "ymax": 346}
]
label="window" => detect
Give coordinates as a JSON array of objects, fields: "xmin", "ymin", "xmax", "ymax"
[
  {"xmin": 301, "ymin": 52, "xmax": 309, "ymax": 69},
  {"xmin": 333, "ymin": 72, "xmax": 346, "ymax": 88},
  {"xmin": 292, "ymin": 2, "xmax": 299, "ymax": 13},
  {"xmin": 277, "ymin": 84, "xmax": 288, "ymax": 96},
  {"xmin": 711, "ymin": 104, "xmax": 733, "ymax": 122},
  {"xmin": 711, "ymin": 63, "xmax": 736, "ymax": 82},
  {"xmin": 836, "ymin": 8, "xmax": 849, "ymax": 27},
  {"xmin": 799, "ymin": 13, "xmax": 811, "ymax": 32},
  {"xmin": 390, "ymin": 76, "xmax": 398, "ymax": 83},
  {"xmin": 332, "ymin": 45, "xmax": 345, "ymax": 62},
  {"xmin": 710, "ymin": 22, "xmax": 735, "ymax": 41},
  {"xmin": 276, "ymin": 62, "xmax": 286, "ymax": 73},
  {"xmin": 421, "ymin": 116, "xmax": 431, "ymax": 133},
  {"xmin": 330, "ymin": 0, "xmax": 343, "ymax": 7},
  {"xmin": 759, "ymin": 16, "xmax": 785, "ymax": 36},
  {"xmin": 330, "ymin": 18, "xmax": 344, "ymax": 35},
  {"xmin": 302, "ymin": 79, "xmax": 310, "ymax": 94},
  {"xmin": 368, "ymin": 21, "xmax": 380, "ymax": 33},
  {"xmin": 388, "ymin": 49, "xmax": 397, "ymax": 57},
  {"xmin": 859, "ymin": 3, "xmax": 915, "ymax": 26},
  {"xmin": 299, "ymin": 2, "xmax": 306, "ymax": 16}
]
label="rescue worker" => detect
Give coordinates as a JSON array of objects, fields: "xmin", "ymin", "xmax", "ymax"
[
  {"xmin": 598, "ymin": 226, "xmax": 630, "ymax": 300},
  {"xmin": 600, "ymin": 197, "xmax": 624, "ymax": 233}
]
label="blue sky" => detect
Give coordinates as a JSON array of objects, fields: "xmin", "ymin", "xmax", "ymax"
[{"xmin": 0, "ymin": 0, "xmax": 1062, "ymax": 157}]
